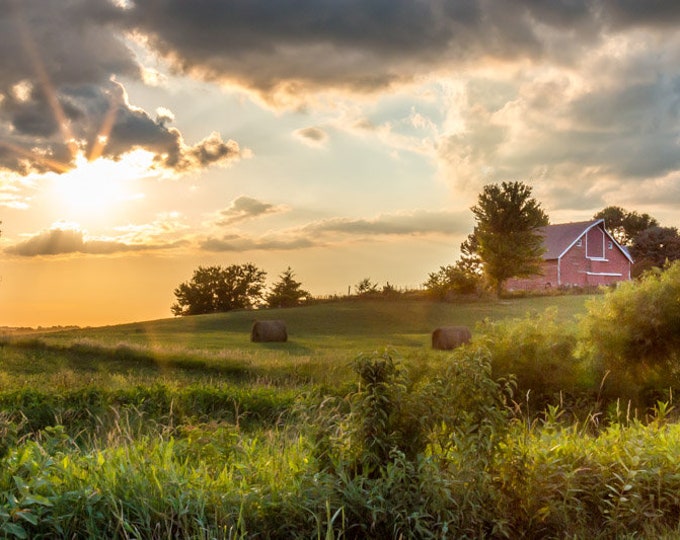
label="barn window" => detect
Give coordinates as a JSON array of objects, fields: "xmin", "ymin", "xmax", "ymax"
[
  {"xmin": 577, "ymin": 239, "xmax": 583, "ymax": 247},
  {"xmin": 608, "ymin": 241, "xmax": 613, "ymax": 250}
]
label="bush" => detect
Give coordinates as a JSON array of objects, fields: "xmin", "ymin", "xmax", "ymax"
[
  {"xmin": 578, "ymin": 261, "xmax": 680, "ymax": 403},
  {"xmin": 423, "ymin": 263, "xmax": 481, "ymax": 300},
  {"xmin": 479, "ymin": 308, "xmax": 586, "ymax": 405},
  {"xmin": 305, "ymin": 348, "xmax": 513, "ymax": 537}
]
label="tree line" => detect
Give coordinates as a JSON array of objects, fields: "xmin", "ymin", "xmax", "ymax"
[
  {"xmin": 170, "ymin": 182, "xmax": 680, "ymax": 316},
  {"xmin": 425, "ymin": 182, "xmax": 680, "ymax": 300},
  {"xmin": 171, "ymin": 266, "xmax": 310, "ymax": 316}
]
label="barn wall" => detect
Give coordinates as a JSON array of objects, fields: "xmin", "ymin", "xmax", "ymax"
[
  {"xmin": 586, "ymin": 227, "xmax": 605, "ymax": 259},
  {"xmin": 561, "ymin": 235, "xmax": 630, "ymax": 287},
  {"xmin": 505, "ymin": 225, "xmax": 631, "ymax": 291},
  {"xmin": 505, "ymin": 260, "xmax": 558, "ymax": 291}
]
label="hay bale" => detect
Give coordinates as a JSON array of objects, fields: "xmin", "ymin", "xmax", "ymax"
[
  {"xmin": 431, "ymin": 325, "xmax": 471, "ymax": 350},
  {"xmin": 251, "ymin": 319, "xmax": 288, "ymax": 343}
]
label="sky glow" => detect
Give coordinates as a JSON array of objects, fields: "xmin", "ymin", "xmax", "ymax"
[{"xmin": 1, "ymin": 1, "xmax": 680, "ymax": 327}]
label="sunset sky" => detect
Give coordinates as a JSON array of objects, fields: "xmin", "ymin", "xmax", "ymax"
[{"xmin": 2, "ymin": 1, "xmax": 680, "ymax": 327}]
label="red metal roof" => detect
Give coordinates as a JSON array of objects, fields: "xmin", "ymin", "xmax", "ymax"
[{"xmin": 538, "ymin": 219, "xmax": 604, "ymax": 260}]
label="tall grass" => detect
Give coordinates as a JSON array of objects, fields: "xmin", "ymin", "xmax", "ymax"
[
  {"xmin": 3, "ymin": 291, "xmax": 680, "ymax": 537},
  {"xmin": 3, "ymin": 351, "xmax": 680, "ymax": 538}
]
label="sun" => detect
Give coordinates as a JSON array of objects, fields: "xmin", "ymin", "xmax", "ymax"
[{"xmin": 50, "ymin": 151, "xmax": 152, "ymax": 221}]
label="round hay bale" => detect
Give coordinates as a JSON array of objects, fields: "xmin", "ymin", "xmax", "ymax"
[
  {"xmin": 251, "ymin": 319, "xmax": 288, "ymax": 343},
  {"xmin": 431, "ymin": 325, "xmax": 471, "ymax": 350}
]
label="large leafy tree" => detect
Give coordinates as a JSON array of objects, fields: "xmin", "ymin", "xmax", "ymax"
[
  {"xmin": 266, "ymin": 267, "xmax": 310, "ymax": 308},
  {"xmin": 593, "ymin": 206, "xmax": 658, "ymax": 246},
  {"xmin": 466, "ymin": 181, "xmax": 549, "ymax": 296},
  {"xmin": 171, "ymin": 263, "xmax": 266, "ymax": 316},
  {"xmin": 629, "ymin": 226, "xmax": 680, "ymax": 271}
]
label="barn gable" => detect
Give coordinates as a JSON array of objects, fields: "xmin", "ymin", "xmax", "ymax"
[{"xmin": 505, "ymin": 219, "xmax": 633, "ymax": 291}]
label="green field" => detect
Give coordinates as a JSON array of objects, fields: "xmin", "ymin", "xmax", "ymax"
[
  {"xmin": 2, "ymin": 293, "xmax": 680, "ymax": 538},
  {"xmin": 2, "ymin": 295, "xmax": 589, "ymax": 393}
]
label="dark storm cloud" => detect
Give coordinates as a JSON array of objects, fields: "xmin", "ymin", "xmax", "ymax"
[
  {"xmin": 120, "ymin": 0, "xmax": 680, "ymax": 102},
  {"xmin": 3, "ymin": 0, "xmax": 680, "ymax": 195},
  {"xmin": 122, "ymin": 0, "xmax": 596, "ymax": 99},
  {"xmin": 0, "ymin": 0, "xmax": 242, "ymax": 175},
  {"xmin": 601, "ymin": 0, "xmax": 680, "ymax": 29},
  {"xmin": 5, "ymin": 226, "xmax": 181, "ymax": 257}
]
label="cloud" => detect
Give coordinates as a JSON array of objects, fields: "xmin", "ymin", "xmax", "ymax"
[
  {"xmin": 435, "ymin": 38, "xmax": 680, "ymax": 210},
  {"xmin": 5, "ymin": 222, "xmax": 184, "ymax": 257},
  {"xmin": 0, "ymin": 180, "xmax": 30, "ymax": 209},
  {"xmin": 111, "ymin": 212, "xmax": 192, "ymax": 244},
  {"xmin": 302, "ymin": 210, "xmax": 470, "ymax": 236},
  {"xmin": 0, "ymin": 2, "xmax": 244, "ymax": 175},
  {"xmin": 200, "ymin": 234, "xmax": 316, "ymax": 252},
  {"xmin": 215, "ymin": 196, "xmax": 284, "ymax": 226},
  {"xmin": 200, "ymin": 209, "xmax": 470, "ymax": 252},
  {"xmin": 118, "ymin": 0, "xmax": 680, "ymax": 105},
  {"xmin": 293, "ymin": 127, "xmax": 329, "ymax": 148},
  {"xmin": 3, "ymin": 0, "xmax": 680, "ymax": 220}
]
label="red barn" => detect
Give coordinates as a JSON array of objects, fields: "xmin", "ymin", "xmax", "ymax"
[{"xmin": 505, "ymin": 219, "xmax": 633, "ymax": 291}]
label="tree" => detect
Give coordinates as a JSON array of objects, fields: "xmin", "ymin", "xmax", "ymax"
[
  {"xmin": 629, "ymin": 226, "xmax": 680, "ymax": 271},
  {"xmin": 355, "ymin": 278, "xmax": 379, "ymax": 295},
  {"xmin": 171, "ymin": 263, "xmax": 266, "ymax": 316},
  {"xmin": 466, "ymin": 181, "xmax": 549, "ymax": 296},
  {"xmin": 424, "ymin": 261, "xmax": 480, "ymax": 300},
  {"xmin": 593, "ymin": 206, "xmax": 658, "ymax": 246},
  {"xmin": 266, "ymin": 267, "xmax": 310, "ymax": 308}
]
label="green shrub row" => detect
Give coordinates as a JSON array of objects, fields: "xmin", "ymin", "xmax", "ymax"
[
  {"xmin": 0, "ymin": 383, "xmax": 296, "ymax": 451},
  {"xmin": 2, "ymin": 349, "xmax": 680, "ymax": 538},
  {"xmin": 473, "ymin": 262, "xmax": 680, "ymax": 414}
]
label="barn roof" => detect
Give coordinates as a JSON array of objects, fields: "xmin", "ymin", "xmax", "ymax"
[{"xmin": 538, "ymin": 219, "xmax": 610, "ymax": 260}]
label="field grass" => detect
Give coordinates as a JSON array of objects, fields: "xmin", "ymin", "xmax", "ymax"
[
  {"xmin": 8, "ymin": 293, "xmax": 680, "ymax": 538},
  {"xmin": 33, "ymin": 294, "xmax": 589, "ymax": 352},
  {"xmin": 1, "ymin": 295, "xmax": 590, "ymax": 393}
]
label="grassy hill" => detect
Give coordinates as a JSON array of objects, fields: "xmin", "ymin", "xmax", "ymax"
[
  {"xmin": 0, "ymin": 294, "xmax": 592, "ymax": 396},
  {"xmin": 35, "ymin": 293, "xmax": 591, "ymax": 351}
]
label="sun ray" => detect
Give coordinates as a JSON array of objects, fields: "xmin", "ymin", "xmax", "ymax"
[
  {"xmin": 0, "ymin": 140, "xmax": 72, "ymax": 174},
  {"xmin": 88, "ymin": 98, "xmax": 120, "ymax": 162},
  {"xmin": 13, "ymin": 2, "xmax": 78, "ymax": 160}
]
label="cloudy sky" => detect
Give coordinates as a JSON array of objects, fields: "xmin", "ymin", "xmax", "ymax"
[{"xmin": 1, "ymin": 0, "xmax": 680, "ymax": 327}]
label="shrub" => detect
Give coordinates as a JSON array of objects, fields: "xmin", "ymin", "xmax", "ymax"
[
  {"xmin": 305, "ymin": 348, "xmax": 513, "ymax": 537},
  {"xmin": 423, "ymin": 263, "xmax": 481, "ymax": 300},
  {"xmin": 578, "ymin": 261, "xmax": 680, "ymax": 404},
  {"xmin": 479, "ymin": 308, "xmax": 586, "ymax": 405}
]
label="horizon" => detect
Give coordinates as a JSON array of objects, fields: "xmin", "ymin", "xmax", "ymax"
[{"xmin": 2, "ymin": 1, "xmax": 680, "ymax": 328}]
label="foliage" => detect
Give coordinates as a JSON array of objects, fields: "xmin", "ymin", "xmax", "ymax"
[
  {"xmin": 423, "ymin": 261, "xmax": 481, "ymax": 300},
  {"xmin": 493, "ymin": 408, "xmax": 680, "ymax": 538},
  {"xmin": 578, "ymin": 261, "xmax": 680, "ymax": 400},
  {"xmin": 7, "ymin": 296, "xmax": 680, "ymax": 536},
  {"xmin": 479, "ymin": 308, "xmax": 585, "ymax": 402},
  {"xmin": 594, "ymin": 205, "xmax": 659, "ymax": 246},
  {"xmin": 171, "ymin": 263, "xmax": 266, "ymax": 316},
  {"xmin": 466, "ymin": 181, "xmax": 549, "ymax": 296},
  {"xmin": 266, "ymin": 267, "xmax": 310, "ymax": 308},
  {"xmin": 354, "ymin": 277, "xmax": 379, "ymax": 295},
  {"xmin": 380, "ymin": 281, "xmax": 398, "ymax": 296},
  {"xmin": 630, "ymin": 226, "xmax": 680, "ymax": 271},
  {"xmin": 306, "ymin": 348, "xmax": 513, "ymax": 537}
]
